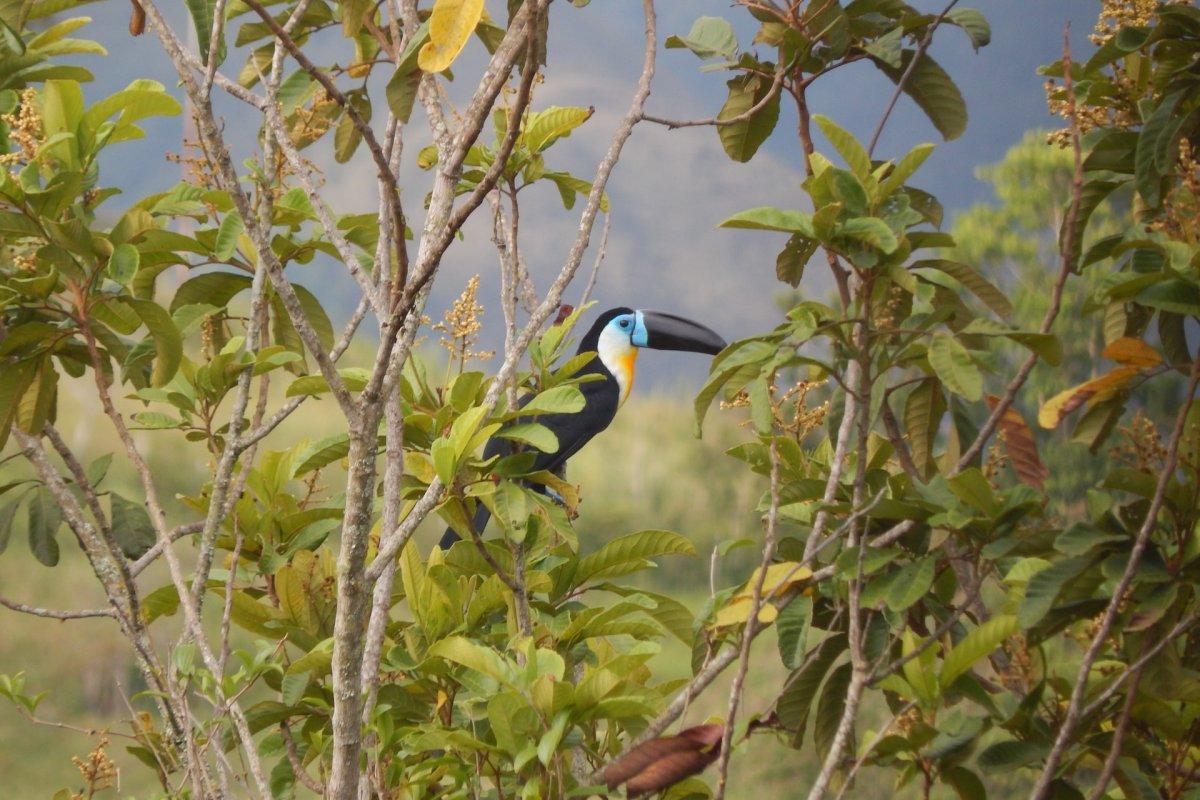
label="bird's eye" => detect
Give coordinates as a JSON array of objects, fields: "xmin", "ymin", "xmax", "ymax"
[{"xmin": 619, "ymin": 319, "xmax": 629, "ymax": 328}]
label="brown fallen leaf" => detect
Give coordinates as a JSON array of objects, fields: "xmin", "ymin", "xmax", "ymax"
[
  {"xmin": 602, "ymin": 724, "xmax": 724, "ymax": 797},
  {"xmin": 987, "ymin": 396, "xmax": 1049, "ymax": 490}
]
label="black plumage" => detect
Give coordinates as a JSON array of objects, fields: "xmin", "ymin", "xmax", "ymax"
[{"xmin": 439, "ymin": 309, "xmax": 629, "ymax": 549}]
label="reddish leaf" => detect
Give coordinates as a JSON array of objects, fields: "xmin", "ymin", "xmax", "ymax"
[
  {"xmin": 602, "ymin": 724, "xmax": 724, "ymax": 797},
  {"xmin": 987, "ymin": 396, "xmax": 1048, "ymax": 490},
  {"xmin": 553, "ymin": 304, "xmax": 575, "ymax": 325},
  {"xmin": 129, "ymin": 0, "xmax": 146, "ymax": 35}
]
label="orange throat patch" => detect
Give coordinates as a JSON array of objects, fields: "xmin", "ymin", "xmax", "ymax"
[{"xmin": 614, "ymin": 349, "xmax": 638, "ymax": 406}]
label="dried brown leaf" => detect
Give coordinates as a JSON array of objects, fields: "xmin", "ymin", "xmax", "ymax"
[
  {"xmin": 602, "ymin": 724, "xmax": 724, "ymax": 797},
  {"xmin": 987, "ymin": 396, "xmax": 1048, "ymax": 490}
]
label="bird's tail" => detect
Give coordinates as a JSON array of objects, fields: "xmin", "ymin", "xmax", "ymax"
[{"xmin": 438, "ymin": 502, "xmax": 492, "ymax": 550}]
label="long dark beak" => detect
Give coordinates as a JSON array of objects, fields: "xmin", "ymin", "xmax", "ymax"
[{"xmin": 635, "ymin": 310, "xmax": 726, "ymax": 355}]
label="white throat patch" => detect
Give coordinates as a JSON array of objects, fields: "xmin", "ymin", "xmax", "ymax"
[{"xmin": 597, "ymin": 324, "xmax": 637, "ymax": 406}]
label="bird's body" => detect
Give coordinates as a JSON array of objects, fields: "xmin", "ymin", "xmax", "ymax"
[{"xmin": 440, "ymin": 307, "xmax": 724, "ymax": 549}]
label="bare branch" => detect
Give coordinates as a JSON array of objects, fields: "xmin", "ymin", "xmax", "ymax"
[
  {"xmin": 578, "ymin": 211, "xmax": 610, "ymax": 307},
  {"xmin": 642, "ymin": 64, "xmax": 785, "ymax": 130},
  {"xmin": 0, "ymin": 595, "xmax": 115, "ymax": 620},
  {"xmin": 281, "ymin": 721, "xmax": 324, "ymax": 794},
  {"xmin": 1084, "ymin": 664, "xmax": 1144, "ymax": 800}
]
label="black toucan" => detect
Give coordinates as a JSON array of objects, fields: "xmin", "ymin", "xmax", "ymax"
[{"xmin": 439, "ymin": 307, "xmax": 726, "ymax": 549}]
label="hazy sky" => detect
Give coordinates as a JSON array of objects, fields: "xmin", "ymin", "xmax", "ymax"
[{"xmin": 77, "ymin": 0, "xmax": 1101, "ymax": 386}]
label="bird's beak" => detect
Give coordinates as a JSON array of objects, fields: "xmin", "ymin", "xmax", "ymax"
[{"xmin": 631, "ymin": 310, "xmax": 726, "ymax": 355}]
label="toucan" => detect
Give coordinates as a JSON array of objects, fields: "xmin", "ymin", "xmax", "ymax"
[{"xmin": 439, "ymin": 307, "xmax": 726, "ymax": 549}]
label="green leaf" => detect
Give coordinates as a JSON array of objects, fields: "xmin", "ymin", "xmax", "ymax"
[
  {"xmin": 775, "ymin": 233, "xmax": 818, "ymax": 287},
  {"xmin": 879, "ymin": 142, "xmax": 935, "ymax": 198},
  {"xmin": 814, "ymin": 663, "xmax": 853, "ymax": 760},
  {"xmin": 0, "ymin": 499, "xmax": 20, "ymax": 554},
  {"xmin": 776, "ymin": 633, "xmax": 845, "ymax": 737},
  {"xmin": 106, "ymin": 243, "xmax": 139, "ymax": 286},
  {"xmin": 1019, "ymin": 557, "xmax": 1090, "ymax": 629},
  {"xmin": 1134, "ymin": 90, "xmax": 1185, "ymax": 208},
  {"xmin": 109, "ymin": 493, "xmax": 156, "ymax": 559},
  {"xmin": 977, "ymin": 739, "xmax": 1045, "ymax": 772},
  {"xmin": 939, "ymin": 615, "xmax": 1017, "ymax": 688},
  {"xmin": 536, "ymin": 710, "xmax": 569, "ymax": 766},
  {"xmin": 664, "ymin": 16, "xmax": 737, "ymax": 59},
  {"xmin": 864, "ymin": 26, "xmax": 902, "ymax": 68},
  {"xmin": 285, "ymin": 368, "xmax": 370, "ymax": 398},
  {"xmin": 1137, "ymin": 279, "xmax": 1200, "ymax": 317},
  {"xmin": 385, "ymin": 67, "xmax": 421, "ymax": 124},
  {"xmin": 521, "ymin": 385, "xmax": 584, "ymax": 415},
  {"xmin": 125, "ymin": 299, "xmax": 182, "ymax": 387},
  {"xmin": 839, "ymin": 217, "xmax": 898, "ymax": 253},
  {"xmin": 213, "ymin": 211, "xmax": 243, "ymax": 260},
  {"xmin": 912, "ymin": 259, "xmax": 1010, "ymax": 319},
  {"xmin": 959, "ymin": 319, "xmax": 1062, "ymax": 365},
  {"xmin": 776, "ymin": 595, "xmax": 812, "ymax": 670},
  {"xmin": 184, "ymin": 0, "xmax": 225, "ymax": 66},
  {"xmin": 427, "ymin": 635, "xmax": 513, "ymax": 685},
  {"xmin": 874, "ymin": 51, "xmax": 967, "ymax": 141},
  {"xmin": 944, "ymin": 8, "xmax": 990, "ymax": 50},
  {"xmin": 719, "ymin": 207, "xmax": 814, "ymax": 235},
  {"xmin": 575, "ymin": 530, "xmax": 695, "ymax": 586},
  {"xmin": 943, "ymin": 766, "xmax": 988, "ymax": 800},
  {"xmin": 885, "ymin": 557, "xmax": 936, "ymax": 612},
  {"xmin": 717, "ymin": 73, "xmax": 781, "ymax": 163},
  {"xmin": 27, "ymin": 489, "xmax": 60, "ymax": 567},
  {"xmin": 290, "ymin": 283, "xmax": 336, "ymax": 353},
  {"xmin": 496, "ymin": 422, "xmax": 558, "ymax": 453},
  {"xmin": 1063, "ymin": 180, "xmax": 1121, "ymax": 270},
  {"xmin": 904, "ymin": 378, "xmax": 944, "ymax": 479},
  {"xmin": 522, "ymin": 106, "xmax": 593, "ymax": 154},
  {"xmin": 170, "ymin": 272, "xmax": 251, "ymax": 314},
  {"xmin": 814, "ymin": 114, "xmax": 871, "ymax": 180},
  {"xmin": 927, "ymin": 334, "xmax": 981, "ymax": 402}
]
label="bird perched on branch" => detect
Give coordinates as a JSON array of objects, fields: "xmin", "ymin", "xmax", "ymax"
[{"xmin": 439, "ymin": 306, "xmax": 726, "ymax": 549}]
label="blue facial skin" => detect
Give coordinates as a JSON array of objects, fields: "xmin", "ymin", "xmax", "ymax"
[{"xmin": 613, "ymin": 310, "xmax": 648, "ymax": 347}]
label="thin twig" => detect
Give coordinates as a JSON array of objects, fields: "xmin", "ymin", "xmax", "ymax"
[
  {"xmin": 831, "ymin": 699, "xmax": 918, "ymax": 800},
  {"xmin": 642, "ymin": 64, "xmax": 786, "ymax": 130},
  {"xmin": 714, "ymin": 441, "xmax": 781, "ymax": 799},
  {"xmin": 867, "ymin": 0, "xmax": 961, "ymax": 156},
  {"xmin": 578, "ymin": 211, "xmax": 610, "ymax": 307},
  {"xmin": 1084, "ymin": 664, "xmax": 1144, "ymax": 800},
  {"xmin": 0, "ymin": 596, "xmax": 115, "ymax": 619},
  {"xmin": 958, "ymin": 25, "xmax": 1083, "ymax": 471},
  {"xmin": 1080, "ymin": 612, "xmax": 1199, "ymax": 720},
  {"xmin": 281, "ymin": 721, "xmax": 324, "ymax": 794}
]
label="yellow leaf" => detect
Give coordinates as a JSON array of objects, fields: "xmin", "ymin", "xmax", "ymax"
[
  {"xmin": 418, "ymin": 0, "xmax": 485, "ymax": 73},
  {"xmin": 710, "ymin": 562, "xmax": 811, "ymax": 629},
  {"xmin": 1037, "ymin": 366, "xmax": 1140, "ymax": 429},
  {"xmin": 1102, "ymin": 337, "xmax": 1162, "ymax": 369},
  {"xmin": 736, "ymin": 561, "xmax": 812, "ymax": 602},
  {"xmin": 711, "ymin": 596, "xmax": 779, "ymax": 628}
]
